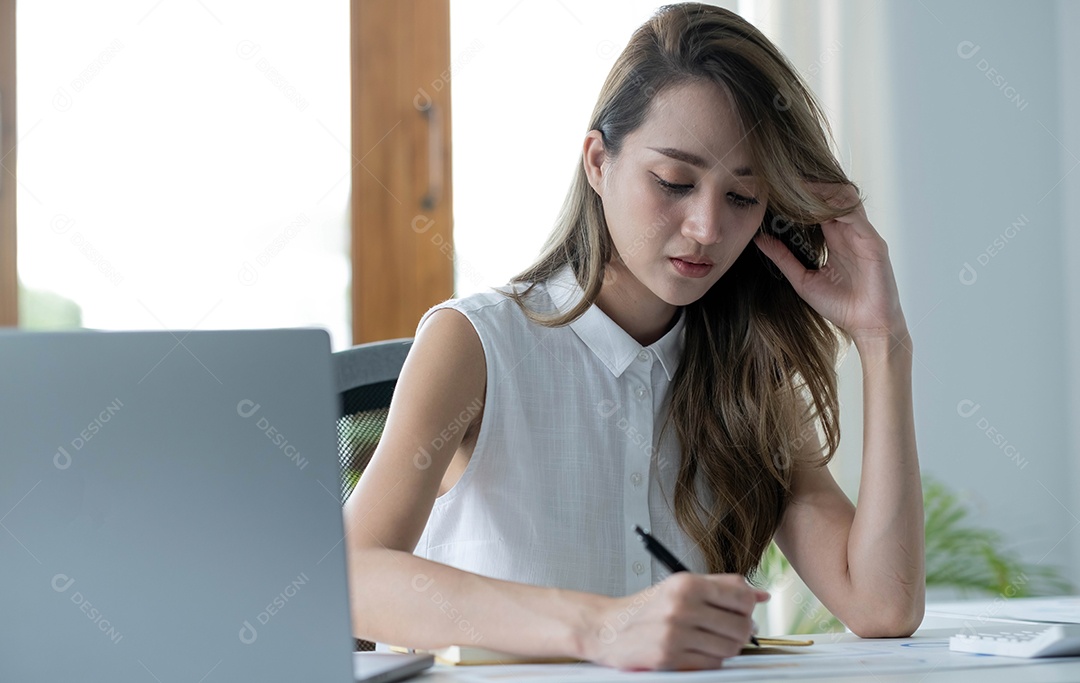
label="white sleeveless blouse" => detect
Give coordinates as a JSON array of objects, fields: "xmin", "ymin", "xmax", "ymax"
[{"xmin": 412, "ymin": 266, "xmax": 709, "ymax": 598}]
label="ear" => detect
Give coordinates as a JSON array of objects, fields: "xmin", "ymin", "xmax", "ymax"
[{"xmin": 582, "ymin": 130, "xmax": 607, "ymax": 197}]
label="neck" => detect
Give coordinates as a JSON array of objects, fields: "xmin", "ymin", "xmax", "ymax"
[{"xmin": 594, "ymin": 261, "xmax": 678, "ymax": 347}]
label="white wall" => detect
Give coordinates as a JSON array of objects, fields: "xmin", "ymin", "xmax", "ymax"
[
  {"xmin": 748, "ymin": 0, "xmax": 1080, "ymax": 596},
  {"xmin": 1060, "ymin": 0, "xmax": 1080, "ymax": 581},
  {"xmin": 883, "ymin": 0, "xmax": 1075, "ymax": 588}
]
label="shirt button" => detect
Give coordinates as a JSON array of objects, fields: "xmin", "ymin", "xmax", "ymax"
[
  {"xmin": 637, "ymin": 350, "xmax": 650, "ymax": 362},
  {"xmin": 635, "ymin": 386, "xmax": 646, "ymax": 400},
  {"xmin": 632, "ymin": 561, "xmax": 645, "ymax": 575},
  {"xmin": 630, "ymin": 472, "xmax": 643, "ymax": 487}
]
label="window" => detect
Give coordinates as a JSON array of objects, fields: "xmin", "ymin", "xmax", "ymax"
[{"xmin": 16, "ymin": 1, "xmax": 352, "ymax": 347}]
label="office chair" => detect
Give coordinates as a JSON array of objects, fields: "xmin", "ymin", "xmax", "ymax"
[{"xmin": 333, "ymin": 337, "xmax": 413, "ymax": 652}]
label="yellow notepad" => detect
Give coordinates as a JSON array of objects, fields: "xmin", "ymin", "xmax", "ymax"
[
  {"xmin": 391, "ymin": 638, "xmax": 813, "ymax": 666},
  {"xmin": 755, "ymin": 637, "xmax": 815, "ymax": 647},
  {"xmin": 390, "ymin": 645, "xmax": 579, "ymax": 665}
]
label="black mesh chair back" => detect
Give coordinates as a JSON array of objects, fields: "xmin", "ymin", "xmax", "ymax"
[
  {"xmin": 334, "ymin": 337, "xmax": 413, "ymax": 501},
  {"xmin": 332, "ymin": 337, "xmax": 413, "ymax": 651}
]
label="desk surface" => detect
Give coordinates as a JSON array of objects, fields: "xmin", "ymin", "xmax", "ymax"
[{"xmin": 408, "ymin": 622, "xmax": 1080, "ymax": 682}]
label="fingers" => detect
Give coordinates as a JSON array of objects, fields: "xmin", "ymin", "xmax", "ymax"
[
  {"xmin": 701, "ymin": 573, "xmax": 769, "ymax": 615},
  {"xmin": 803, "ymin": 180, "xmax": 856, "ymax": 204},
  {"xmin": 819, "ymin": 214, "xmax": 887, "ymax": 254},
  {"xmin": 593, "ymin": 573, "xmax": 768, "ymax": 671},
  {"xmin": 630, "ymin": 639, "xmax": 730, "ymax": 672},
  {"xmin": 803, "ymin": 181, "xmax": 866, "ymax": 221},
  {"xmin": 816, "ymin": 218, "xmax": 848, "ymax": 250},
  {"xmin": 663, "ymin": 652, "xmax": 729, "ymax": 672},
  {"xmin": 680, "ymin": 599, "xmax": 758, "ymax": 649},
  {"xmin": 667, "ymin": 574, "xmax": 764, "ymax": 644},
  {"xmin": 753, "ymin": 232, "xmax": 810, "ymax": 283},
  {"xmin": 671, "ymin": 623, "xmax": 747, "ymax": 661}
]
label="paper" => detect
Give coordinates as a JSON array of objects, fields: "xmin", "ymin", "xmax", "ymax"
[
  {"xmin": 392, "ymin": 639, "xmax": 811, "ymax": 666},
  {"xmin": 436, "ymin": 629, "xmax": 1064, "ymax": 682},
  {"xmin": 927, "ymin": 596, "xmax": 1080, "ymax": 625}
]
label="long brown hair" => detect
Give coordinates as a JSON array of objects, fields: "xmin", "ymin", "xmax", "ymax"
[{"xmin": 506, "ymin": 3, "xmax": 858, "ymax": 576}]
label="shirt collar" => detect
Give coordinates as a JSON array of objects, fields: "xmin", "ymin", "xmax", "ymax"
[{"xmin": 545, "ymin": 265, "xmax": 685, "ymax": 381}]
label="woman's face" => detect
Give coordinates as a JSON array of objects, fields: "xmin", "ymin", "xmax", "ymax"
[{"xmin": 585, "ymin": 80, "xmax": 769, "ymax": 310}]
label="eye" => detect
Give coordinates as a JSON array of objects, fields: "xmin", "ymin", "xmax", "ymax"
[
  {"xmin": 651, "ymin": 173, "xmax": 693, "ymax": 196},
  {"xmin": 728, "ymin": 192, "xmax": 760, "ymax": 209}
]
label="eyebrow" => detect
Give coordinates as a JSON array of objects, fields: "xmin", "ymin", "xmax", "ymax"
[{"xmin": 647, "ymin": 146, "xmax": 754, "ymax": 176}]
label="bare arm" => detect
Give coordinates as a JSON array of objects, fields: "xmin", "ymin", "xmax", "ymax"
[
  {"xmin": 343, "ymin": 308, "xmax": 767, "ymax": 669},
  {"xmin": 757, "ymin": 182, "xmax": 924, "ymax": 637},
  {"xmin": 773, "ymin": 332, "xmax": 924, "ymax": 637},
  {"xmin": 343, "ymin": 309, "xmax": 593, "ymax": 656}
]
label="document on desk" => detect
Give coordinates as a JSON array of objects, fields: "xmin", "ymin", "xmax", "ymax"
[
  {"xmin": 393, "ymin": 640, "xmax": 811, "ymax": 666},
  {"xmin": 928, "ymin": 596, "xmax": 1080, "ymax": 625},
  {"xmin": 438, "ymin": 631, "xmax": 1064, "ymax": 682}
]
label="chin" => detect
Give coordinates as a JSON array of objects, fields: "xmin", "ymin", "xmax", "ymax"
[
  {"xmin": 659, "ymin": 283, "xmax": 711, "ymax": 308},
  {"xmin": 670, "ymin": 293, "xmax": 706, "ymax": 307}
]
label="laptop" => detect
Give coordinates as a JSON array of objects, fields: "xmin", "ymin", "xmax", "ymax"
[{"xmin": 0, "ymin": 329, "xmax": 432, "ymax": 682}]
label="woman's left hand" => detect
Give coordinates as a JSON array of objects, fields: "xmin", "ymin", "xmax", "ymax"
[{"xmin": 752, "ymin": 182, "xmax": 909, "ymax": 346}]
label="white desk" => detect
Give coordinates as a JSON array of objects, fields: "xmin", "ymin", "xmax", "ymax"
[{"xmin": 406, "ymin": 613, "xmax": 1080, "ymax": 682}]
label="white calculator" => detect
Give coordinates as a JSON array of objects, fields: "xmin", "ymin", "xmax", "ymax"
[{"xmin": 950, "ymin": 624, "xmax": 1080, "ymax": 658}]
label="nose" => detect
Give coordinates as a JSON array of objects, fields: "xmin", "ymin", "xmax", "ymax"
[{"xmin": 680, "ymin": 196, "xmax": 723, "ymax": 245}]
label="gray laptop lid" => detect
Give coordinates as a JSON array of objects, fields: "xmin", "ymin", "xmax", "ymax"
[{"xmin": 0, "ymin": 329, "xmax": 354, "ymax": 681}]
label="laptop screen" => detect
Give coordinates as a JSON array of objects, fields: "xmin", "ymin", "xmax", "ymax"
[{"xmin": 0, "ymin": 329, "xmax": 355, "ymax": 681}]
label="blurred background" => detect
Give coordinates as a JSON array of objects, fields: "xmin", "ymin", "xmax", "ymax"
[{"xmin": 2, "ymin": 0, "xmax": 1078, "ymax": 627}]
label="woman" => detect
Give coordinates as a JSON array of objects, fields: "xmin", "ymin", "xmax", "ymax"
[{"xmin": 344, "ymin": 2, "xmax": 923, "ymax": 671}]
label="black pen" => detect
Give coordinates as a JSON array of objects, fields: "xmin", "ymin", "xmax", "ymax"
[{"xmin": 634, "ymin": 525, "xmax": 760, "ymax": 647}]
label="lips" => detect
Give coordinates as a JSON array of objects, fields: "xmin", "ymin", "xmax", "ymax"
[
  {"xmin": 669, "ymin": 257, "xmax": 714, "ymax": 278},
  {"xmin": 671, "ymin": 256, "xmax": 714, "ymax": 266}
]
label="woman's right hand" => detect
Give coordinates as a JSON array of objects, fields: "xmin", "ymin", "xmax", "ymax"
[{"xmin": 584, "ymin": 573, "xmax": 770, "ymax": 671}]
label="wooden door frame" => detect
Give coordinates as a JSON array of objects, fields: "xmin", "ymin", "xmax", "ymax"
[
  {"xmin": 0, "ymin": 0, "xmax": 16, "ymax": 327},
  {"xmin": 350, "ymin": 0, "xmax": 454, "ymax": 344}
]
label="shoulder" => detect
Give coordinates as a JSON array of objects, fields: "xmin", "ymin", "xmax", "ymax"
[
  {"xmin": 417, "ymin": 283, "xmax": 554, "ymax": 336},
  {"xmin": 411, "ymin": 306, "xmax": 486, "ymax": 389},
  {"xmin": 435, "ymin": 288, "xmax": 512, "ymax": 313}
]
